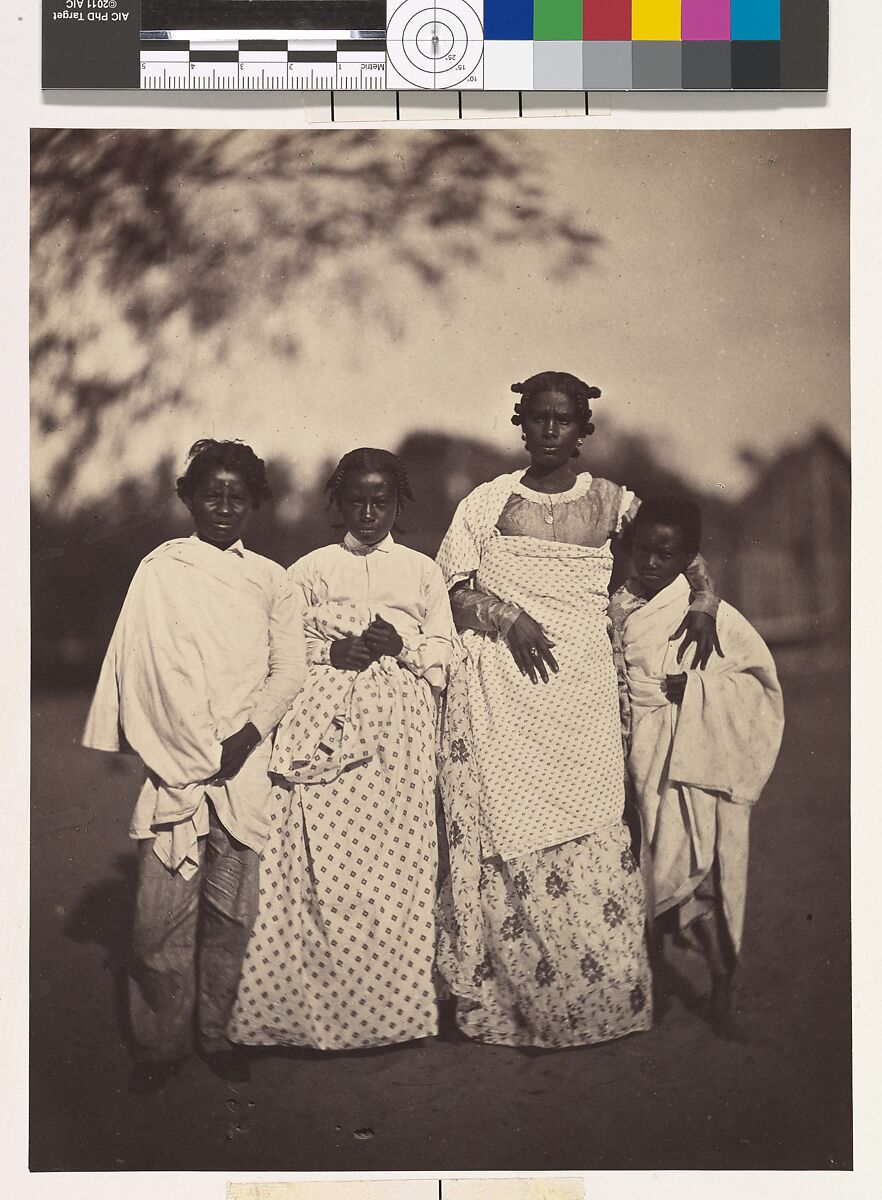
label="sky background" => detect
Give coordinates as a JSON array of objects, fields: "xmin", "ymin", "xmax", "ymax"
[{"xmin": 30, "ymin": 128, "xmax": 849, "ymax": 511}]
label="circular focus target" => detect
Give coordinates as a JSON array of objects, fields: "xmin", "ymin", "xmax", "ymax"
[
  {"xmin": 387, "ymin": 0, "xmax": 484, "ymax": 89},
  {"xmin": 416, "ymin": 22, "xmax": 455, "ymax": 60}
]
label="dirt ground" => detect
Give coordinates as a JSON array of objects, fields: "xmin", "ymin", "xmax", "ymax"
[{"xmin": 30, "ymin": 670, "xmax": 851, "ymax": 1172}]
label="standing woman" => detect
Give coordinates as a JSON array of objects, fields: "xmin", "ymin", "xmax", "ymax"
[
  {"xmin": 435, "ymin": 371, "xmax": 720, "ymax": 1048},
  {"xmin": 229, "ymin": 449, "xmax": 454, "ymax": 1051}
]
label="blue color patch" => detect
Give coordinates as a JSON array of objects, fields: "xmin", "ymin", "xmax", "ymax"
[{"xmin": 484, "ymin": 0, "xmax": 534, "ymax": 41}]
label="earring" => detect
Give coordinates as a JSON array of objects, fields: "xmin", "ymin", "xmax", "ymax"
[
  {"xmin": 521, "ymin": 433, "xmax": 526, "ymax": 442},
  {"xmin": 578, "ymin": 438, "xmax": 584, "ymax": 445}
]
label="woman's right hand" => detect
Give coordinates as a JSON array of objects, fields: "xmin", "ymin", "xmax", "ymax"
[
  {"xmin": 329, "ymin": 635, "xmax": 373, "ymax": 672},
  {"xmin": 506, "ymin": 612, "xmax": 559, "ymax": 684}
]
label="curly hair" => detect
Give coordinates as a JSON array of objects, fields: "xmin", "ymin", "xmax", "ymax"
[
  {"xmin": 324, "ymin": 447, "xmax": 414, "ymax": 511},
  {"xmin": 510, "ymin": 371, "xmax": 600, "ymax": 442},
  {"xmin": 633, "ymin": 494, "xmax": 702, "ymax": 556},
  {"xmin": 175, "ymin": 439, "xmax": 272, "ymax": 509}
]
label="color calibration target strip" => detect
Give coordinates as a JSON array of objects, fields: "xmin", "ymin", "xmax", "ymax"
[
  {"xmin": 42, "ymin": 1, "xmax": 828, "ymax": 90},
  {"xmin": 484, "ymin": 1, "xmax": 827, "ymax": 91}
]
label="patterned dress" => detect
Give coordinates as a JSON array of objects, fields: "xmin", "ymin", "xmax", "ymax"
[
  {"xmin": 228, "ymin": 534, "xmax": 453, "ymax": 1050},
  {"xmin": 435, "ymin": 471, "xmax": 653, "ymax": 1048}
]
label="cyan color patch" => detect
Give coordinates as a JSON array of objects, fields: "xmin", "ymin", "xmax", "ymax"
[{"xmin": 731, "ymin": 0, "xmax": 782, "ymax": 41}]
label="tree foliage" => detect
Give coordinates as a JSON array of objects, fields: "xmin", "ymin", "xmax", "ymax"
[{"xmin": 31, "ymin": 129, "xmax": 601, "ymax": 508}]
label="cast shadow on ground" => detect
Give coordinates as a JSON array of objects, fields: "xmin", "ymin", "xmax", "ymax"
[
  {"xmin": 63, "ymin": 852, "xmax": 139, "ymax": 1050},
  {"xmin": 655, "ymin": 953, "xmax": 709, "ymax": 1021},
  {"xmin": 59, "ymin": 854, "xmax": 457, "ymax": 1066}
]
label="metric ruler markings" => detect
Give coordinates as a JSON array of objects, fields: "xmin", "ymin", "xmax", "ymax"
[{"xmin": 139, "ymin": 28, "xmax": 387, "ymax": 89}]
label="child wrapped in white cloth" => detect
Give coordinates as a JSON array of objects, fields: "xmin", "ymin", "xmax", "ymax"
[{"xmin": 610, "ymin": 494, "xmax": 784, "ymax": 1040}]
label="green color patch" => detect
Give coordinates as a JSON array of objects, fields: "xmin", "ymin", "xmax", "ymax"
[{"xmin": 533, "ymin": 0, "xmax": 584, "ymax": 40}]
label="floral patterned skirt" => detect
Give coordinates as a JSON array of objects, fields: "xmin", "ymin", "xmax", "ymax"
[
  {"xmin": 436, "ymin": 825, "xmax": 653, "ymax": 1048},
  {"xmin": 436, "ymin": 647, "xmax": 652, "ymax": 1049}
]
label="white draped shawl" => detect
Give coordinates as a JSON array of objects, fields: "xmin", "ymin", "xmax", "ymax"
[
  {"xmin": 437, "ymin": 472, "xmax": 628, "ymax": 858},
  {"xmin": 83, "ymin": 538, "xmax": 298, "ymax": 876},
  {"xmin": 623, "ymin": 574, "xmax": 784, "ymax": 951}
]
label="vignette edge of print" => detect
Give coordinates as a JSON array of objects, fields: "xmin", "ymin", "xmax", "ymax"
[{"xmin": 29, "ymin": 125, "xmax": 850, "ymax": 1174}]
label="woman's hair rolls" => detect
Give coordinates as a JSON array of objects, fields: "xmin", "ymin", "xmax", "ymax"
[
  {"xmin": 510, "ymin": 371, "xmax": 600, "ymax": 440},
  {"xmin": 175, "ymin": 439, "xmax": 272, "ymax": 508}
]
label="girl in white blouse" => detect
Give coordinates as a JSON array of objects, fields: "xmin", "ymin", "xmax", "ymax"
[{"xmin": 229, "ymin": 448, "xmax": 454, "ymax": 1051}]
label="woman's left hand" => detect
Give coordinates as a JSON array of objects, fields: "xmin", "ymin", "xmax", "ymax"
[
  {"xmin": 670, "ymin": 611, "xmax": 723, "ymax": 670},
  {"xmin": 506, "ymin": 612, "xmax": 559, "ymax": 684},
  {"xmin": 363, "ymin": 615, "xmax": 404, "ymax": 660}
]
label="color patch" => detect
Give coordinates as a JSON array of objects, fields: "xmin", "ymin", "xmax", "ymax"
[
  {"xmin": 121, "ymin": 0, "xmax": 829, "ymax": 93},
  {"xmin": 631, "ymin": 0, "xmax": 681, "ymax": 42},
  {"xmin": 732, "ymin": 37, "xmax": 781, "ymax": 86},
  {"xmin": 681, "ymin": 0, "xmax": 730, "ymax": 41},
  {"xmin": 583, "ymin": 38, "xmax": 633, "ymax": 88},
  {"xmin": 533, "ymin": 38, "xmax": 584, "ymax": 87},
  {"xmin": 731, "ymin": 0, "xmax": 781, "ymax": 41},
  {"xmin": 632, "ymin": 39, "xmax": 682, "ymax": 87},
  {"xmin": 483, "ymin": 39, "xmax": 534, "ymax": 88},
  {"xmin": 484, "ymin": 0, "xmax": 533, "ymax": 41},
  {"xmin": 780, "ymin": 0, "xmax": 828, "ymax": 88},
  {"xmin": 534, "ymin": 0, "xmax": 583, "ymax": 41},
  {"xmin": 583, "ymin": 0, "xmax": 631, "ymax": 41},
  {"xmin": 682, "ymin": 39, "xmax": 732, "ymax": 87}
]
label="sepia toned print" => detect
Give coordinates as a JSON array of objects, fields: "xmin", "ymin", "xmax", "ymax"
[{"xmin": 30, "ymin": 128, "xmax": 849, "ymax": 1172}]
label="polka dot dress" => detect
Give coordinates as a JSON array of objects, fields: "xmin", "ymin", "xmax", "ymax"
[{"xmin": 228, "ymin": 665, "xmax": 439, "ymax": 1051}]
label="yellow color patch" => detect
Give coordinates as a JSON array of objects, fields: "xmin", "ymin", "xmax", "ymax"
[{"xmin": 632, "ymin": 0, "xmax": 682, "ymax": 40}]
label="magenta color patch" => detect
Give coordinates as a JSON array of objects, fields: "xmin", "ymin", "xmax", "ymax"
[{"xmin": 681, "ymin": 0, "xmax": 731, "ymax": 41}]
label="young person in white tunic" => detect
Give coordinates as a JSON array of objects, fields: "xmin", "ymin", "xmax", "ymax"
[
  {"xmin": 609, "ymin": 496, "xmax": 784, "ymax": 1040},
  {"xmin": 435, "ymin": 371, "xmax": 724, "ymax": 1049},
  {"xmin": 229, "ymin": 448, "xmax": 454, "ymax": 1050},
  {"xmin": 82, "ymin": 440, "xmax": 306, "ymax": 1092}
]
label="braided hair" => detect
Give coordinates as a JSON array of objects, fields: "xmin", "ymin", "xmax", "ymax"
[
  {"xmin": 510, "ymin": 371, "xmax": 600, "ymax": 449},
  {"xmin": 176, "ymin": 439, "xmax": 272, "ymax": 508},
  {"xmin": 324, "ymin": 448, "xmax": 414, "ymax": 511},
  {"xmin": 634, "ymin": 494, "xmax": 702, "ymax": 556}
]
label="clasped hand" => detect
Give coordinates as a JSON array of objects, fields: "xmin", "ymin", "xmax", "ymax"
[
  {"xmin": 663, "ymin": 673, "xmax": 687, "ymax": 705},
  {"xmin": 330, "ymin": 615, "xmax": 404, "ymax": 672}
]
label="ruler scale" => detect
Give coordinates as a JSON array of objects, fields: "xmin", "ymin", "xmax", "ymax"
[{"xmin": 43, "ymin": 2, "xmax": 828, "ymax": 91}]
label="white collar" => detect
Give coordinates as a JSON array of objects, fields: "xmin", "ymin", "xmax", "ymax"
[
  {"xmin": 512, "ymin": 470, "xmax": 594, "ymax": 503},
  {"xmin": 343, "ymin": 531, "xmax": 394, "ymax": 556},
  {"xmin": 189, "ymin": 533, "xmax": 245, "ymax": 557}
]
